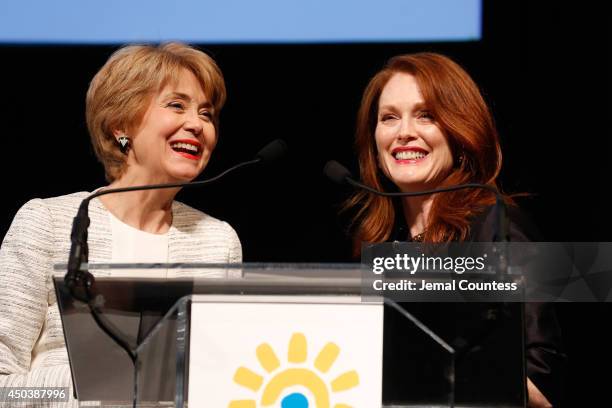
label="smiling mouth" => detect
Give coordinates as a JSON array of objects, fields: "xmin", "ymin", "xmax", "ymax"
[
  {"xmin": 170, "ymin": 141, "xmax": 202, "ymax": 159},
  {"xmin": 393, "ymin": 150, "xmax": 428, "ymax": 161}
]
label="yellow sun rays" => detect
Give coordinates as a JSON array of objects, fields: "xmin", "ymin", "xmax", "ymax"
[
  {"xmin": 230, "ymin": 333, "xmax": 359, "ymax": 408},
  {"xmin": 314, "ymin": 343, "xmax": 340, "ymax": 373},
  {"xmin": 331, "ymin": 370, "xmax": 360, "ymax": 392},
  {"xmin": 288, "ymin": 333, "xmax": 307, "ymax": 363},
  {"xmin": 233, "ymin": 367, "xmax": 264, "ymax": 392},
  {"xmin": 257, "ymin": 343, "xmax": 280, "ymax": 373}
]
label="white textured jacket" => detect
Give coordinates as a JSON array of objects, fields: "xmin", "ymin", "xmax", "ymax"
[{"xmin": 0, "ymin": 192, "xmax": 242, "ymax": 403}]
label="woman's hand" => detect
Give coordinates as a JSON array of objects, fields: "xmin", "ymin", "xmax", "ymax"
[{"xmin": 527, "ymin": 377, "xmax": 553, "ymax": 408}]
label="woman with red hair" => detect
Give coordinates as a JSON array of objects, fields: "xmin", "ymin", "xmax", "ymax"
[
  {"xmin": 348, "ymin": 53, "xmax": 506, "ymax": 245},
  {"xmin": 346, "ymin": 53, "xmax": 564, "ymax": 407}
]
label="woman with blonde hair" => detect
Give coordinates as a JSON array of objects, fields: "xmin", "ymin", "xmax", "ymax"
[{"xmin": 0, "ymin": 43, "xmax": 241, "ymax": 398}]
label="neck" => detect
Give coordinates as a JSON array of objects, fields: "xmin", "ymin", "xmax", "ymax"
[
  {"xmin": 401, "ymin": 194, "xmax": 434, "ymax": 239},
  {"xmin": 99, "ymin": 173, "xmax": 181, "ymax": 234}
]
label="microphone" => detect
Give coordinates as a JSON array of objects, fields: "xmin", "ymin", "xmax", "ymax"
[
  {"xmin": 323, "ymin": 160, "xmax": 352, "ymax": 185},
  {"xmin": 64, "ymin": 139, "xmax": 287, "ymax": 406},
  {"xmin": 325, "ymin": 161, "xmax": 513, "ymax": 365},
  {"xmin": 65, "ymin": 139, "xmax": 288, "ymax": 298},
  {"xmin": 323, "ymin": 160, "xmax": 509, "ymax": 243},
  {"xmin": 256, "ymin": 138, "xmax": 288, "ymax": 162}
]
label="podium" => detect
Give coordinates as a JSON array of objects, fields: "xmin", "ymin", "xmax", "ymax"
[{"xmin": 53, "ymin": 263, "xmax": 525, "ymax": 407}]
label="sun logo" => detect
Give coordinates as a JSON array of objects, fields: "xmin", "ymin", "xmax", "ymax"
[{"xmin": 228, "ymin": 332, "xmax": 359, "ymax": 408}]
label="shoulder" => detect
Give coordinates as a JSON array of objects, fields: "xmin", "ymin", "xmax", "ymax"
[
  {"xmin": 1, "ymin": 193, "xmax": 87, "ymax": 260},
  {"xmin": 4, "ymin": 192, "xmax": 90, "ymax": 237},
  {"xmin": 169, "ymin": 201, "xmax": 242, "ymax": 263},
  {"xmin": 468, "ymin": 204, "xmax": 542, "ymax": 242},
  {"xmin": 36, "ymin": 191, "xmax": 90, "ymax": 214},
  {"xmin": 2, "ymin": 199, "xmax": 53, "ymax": 249},
  {"xmin": 171, "ymin": 200, "xmax": 240, "ymax": 239}
]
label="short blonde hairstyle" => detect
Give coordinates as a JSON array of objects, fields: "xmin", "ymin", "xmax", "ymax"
[{"xmin": 86, "ymin": 42, "xmax": 226, "ymax": 182}]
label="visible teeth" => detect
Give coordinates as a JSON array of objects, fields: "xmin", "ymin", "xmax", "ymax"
[
  {"xmin": 171, "ymin": 142, "xmax": 199, "ymax": 153},
  {"xmin": 395, "ymin": 150, "xmax": 426, "ymax": 160}
]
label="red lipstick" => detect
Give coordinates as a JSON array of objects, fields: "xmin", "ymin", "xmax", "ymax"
[
  {"xmin": 391, "ymin": 146, "xmax": 429, "ymax": 164},
  {"xmin": 169, "ymin": 139, "xmax": 202, "ymax": 161}
]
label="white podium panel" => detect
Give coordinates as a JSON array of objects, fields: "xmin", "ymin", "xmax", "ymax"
[{"xmin": 189, "ymin": 295, "xmax": 383, "ymax": 407}]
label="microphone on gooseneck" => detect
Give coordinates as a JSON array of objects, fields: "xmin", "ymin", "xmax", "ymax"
[
  {"xmin": 325, "ymin": 160, "xmax": 514, "ymax": 363},
  {"xmin": 256, "ymin": 138, "xmax": 288, "ymax": 162},
  {"xmin": 64, "ymin": 139, "xmax": 287, "ymax": 408},
  {"xmin": 323, "ymin": 160, "xmax": 509, "ymax": 243},
  {"xmin": 65, "ymin": 138, "xmax": 288, "ymax": 298},
  {"xmin": 323, "ymin": 160, "xmax": 353, "ymax": 185}
]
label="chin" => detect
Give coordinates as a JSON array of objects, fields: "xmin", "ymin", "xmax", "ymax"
[
  {"xmin": 165, "ymin": 170, "xmax": 201, "ymax": 183},
  {"xmin": 166, "ymin": 164, "xmax": 205, "ymax": 181},
  {"xmin": 386, "ymin": 173, "xmax": 422, "ymax": 187},
  {"xmin": 177, "ymin": 172, "xmax": 200, "ymax": 182},
  {"xmin": 386, "ymin": 175, "xmax": 427, "ymax": 191}
]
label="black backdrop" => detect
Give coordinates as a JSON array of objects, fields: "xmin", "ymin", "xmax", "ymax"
[{"xmin": 0, "ymin": 1, "xmax": 609, "ymax": 405}]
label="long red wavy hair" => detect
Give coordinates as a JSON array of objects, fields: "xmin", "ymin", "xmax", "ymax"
[{"xmin": 346, "ymin": 53, "xmax": 510, "ymax": 255}]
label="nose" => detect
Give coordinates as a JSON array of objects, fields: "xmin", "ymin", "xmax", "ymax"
[
  {"xmin": 183, "ymin": 108, "xmax": 203, "ymax": 136},
  {"xmin": 397, "ymin": 117, "xmax": 417, "ymax": 142}
]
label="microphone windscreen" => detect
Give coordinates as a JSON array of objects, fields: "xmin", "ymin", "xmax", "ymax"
[
  {"xmin": 256, "ymin": 139, "xmax": 288, "ymax": 162},
  {"xmin": 324, "ymin": 160, "xmax": 352, "ymax": 184}
]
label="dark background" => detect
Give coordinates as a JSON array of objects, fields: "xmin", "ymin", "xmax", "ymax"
[{"xmin": 0, "ymin": 1, "xmax": 609, "ymax": 405}]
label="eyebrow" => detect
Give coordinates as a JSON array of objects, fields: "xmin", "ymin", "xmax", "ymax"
[
  {"xmin": 378, "ymin": 102, "xmax": 429, "ymax": 113},
  {"xmin": 163, "ymin": 92, "xmax": 212, "ymax": 108},
  {"xmin": 378, "ymin": 104, "xmax": 396, "ymax": 112}
]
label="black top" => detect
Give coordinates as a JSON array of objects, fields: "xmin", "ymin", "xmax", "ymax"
[{"xmin": 390, "ymin": 204, "xmax": 567, "ymax": 406}]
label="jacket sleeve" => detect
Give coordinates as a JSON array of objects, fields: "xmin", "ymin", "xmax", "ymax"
[
  {"xmin": 225, "ymin": 222, "xmax": 243, "ymax": 264},
  {"xmin": 0, "ymin": 199, "xmax": 75, "ymax": 403},
  {"xmin": 471, "ymin": 205, "xmax": 567, "ymax": 406}
]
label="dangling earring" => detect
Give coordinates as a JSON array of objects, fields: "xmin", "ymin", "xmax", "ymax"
[
  {"xmin": 117, "ymin": 135, "xmax": 130, "ymax": 154},
  {"xmin": 457, "ymin": 154, "xmax": 465, "ymax": 166}
]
